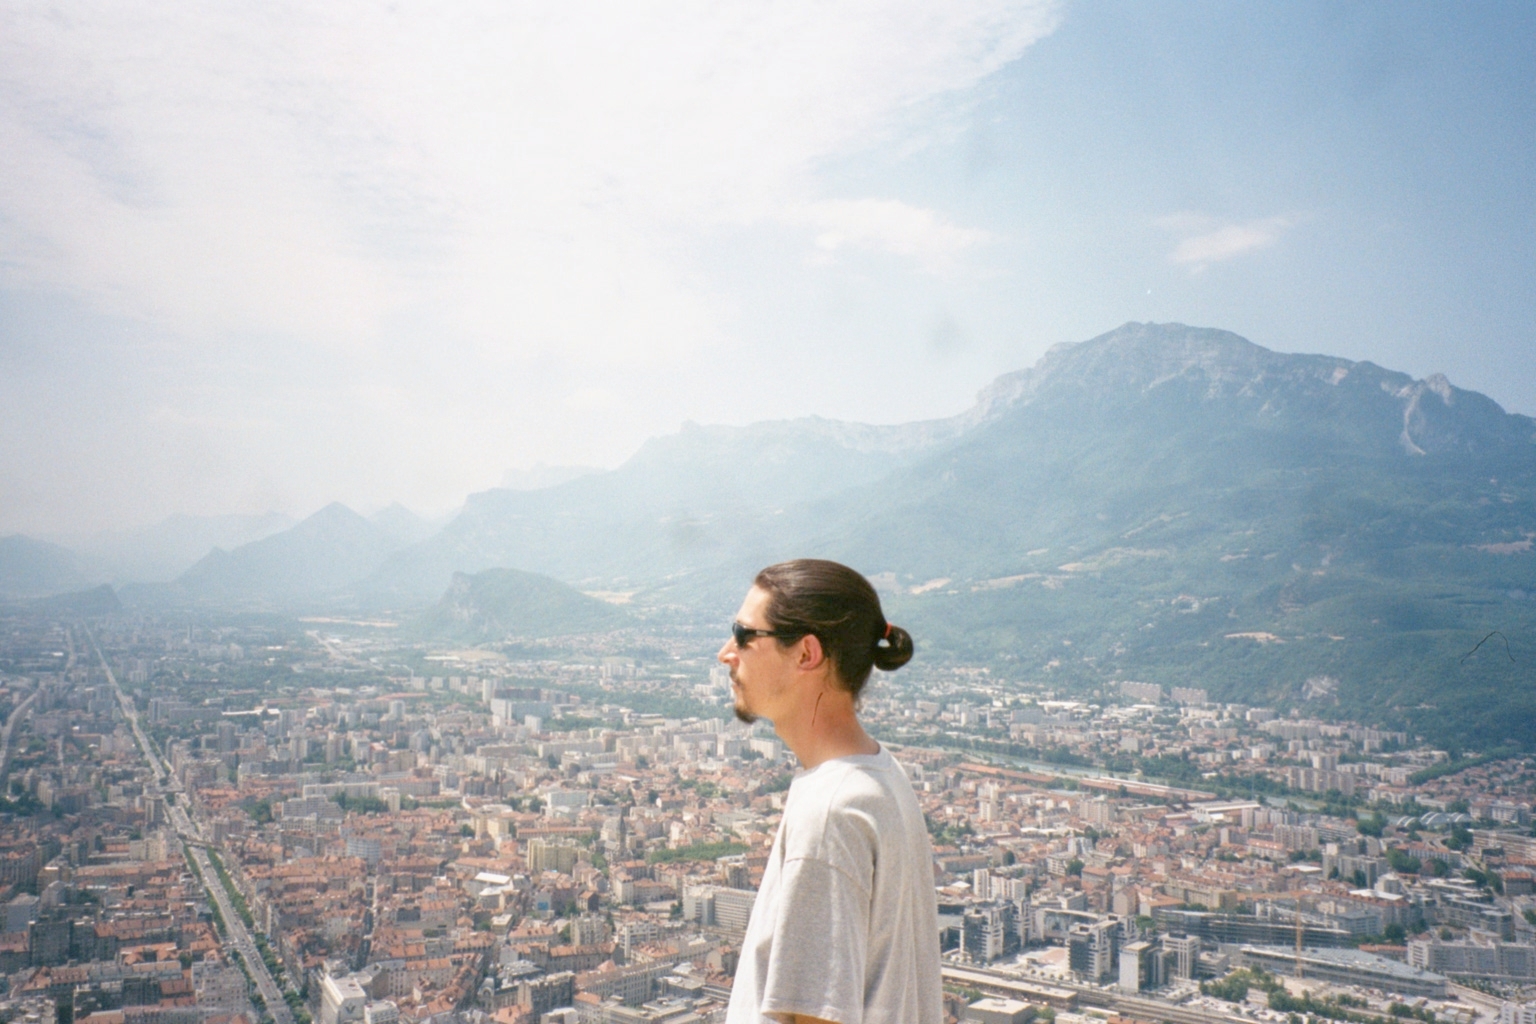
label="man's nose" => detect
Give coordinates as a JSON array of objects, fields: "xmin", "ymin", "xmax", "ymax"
[{"xmin": 717, "ymin": 640, "xmax": 736, "ymax": 664}]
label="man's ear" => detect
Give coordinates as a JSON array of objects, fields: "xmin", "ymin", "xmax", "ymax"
[{"xmin": 797, "ymin": 633, "xmax": 826, "ymax": 672}]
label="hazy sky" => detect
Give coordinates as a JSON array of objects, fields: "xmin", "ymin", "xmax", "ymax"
[{"xmin": 3, "ymin": 1, "xmax": 1533, "ymax": 535}]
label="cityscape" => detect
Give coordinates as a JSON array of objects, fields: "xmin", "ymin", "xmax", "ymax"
[{"xmin": 0, "ymin": 613, "xmax": 1532, "ymax": 1024}]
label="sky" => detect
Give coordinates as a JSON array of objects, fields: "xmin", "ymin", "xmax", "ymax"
[{"xmin": 2, "ymin": 1, "xmax": 1533, "ymax": 536}]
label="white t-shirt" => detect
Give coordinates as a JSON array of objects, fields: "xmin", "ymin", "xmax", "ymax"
[{"xmin": 726, "ymin": 745, "xmax": 941, "ymax": 1024}]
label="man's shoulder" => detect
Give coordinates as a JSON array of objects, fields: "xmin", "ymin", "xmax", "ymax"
[{"xmin": 789, "ymin": 752, "xmax": 915, "ymax": 831}]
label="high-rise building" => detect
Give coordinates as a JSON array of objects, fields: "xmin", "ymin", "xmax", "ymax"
[
  {"xmin": 1162, "ymin": 934, "xmax": 1201, "ymax": 980},
  {"xmin": 962, "ymin": 903, "xmax": 1013, "ymax": 964},
  {"xmin": 1068, "ymin": 920, "xmax": 1119, "ymax": 982},
  {"xmin": 1119, "ymin": 940, "xmax": 1155, "ymax": 992}
]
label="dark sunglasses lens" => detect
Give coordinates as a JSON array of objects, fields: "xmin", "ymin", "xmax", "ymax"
[{"xmin": 732, "ymin": 623, "xmax": 749, "ymax": 646}]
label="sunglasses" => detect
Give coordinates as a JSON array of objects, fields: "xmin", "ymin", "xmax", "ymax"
[{"xmin": 731, "ymin": 621, "xmax": 804, "ymax": 648}]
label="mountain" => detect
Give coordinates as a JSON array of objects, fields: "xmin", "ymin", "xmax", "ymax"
[
  {"xmin": 0, "ymin": 535, "xmax": 107, "ymax": 599},
  {"xmin": 807, "ymin": 321, "xmax": 1535, "ymax": 581},
  {"xmin": 81, "ymin": 321, "xmax": 1536, "ymax": 747},
  {"xmin": 171, "ymin": 503, "xmax": 415, "ymax": 606},
  {"xmin": 415, "ymin": 568, "xmax": 628, "ymax": 642},
  {"xmin": 67, "ymin": 512, "xmax": 296, "ymax": 583},
  {"xmin": 500, "ymin": 464, "xmax": 601, "ymax": 491},
  {"xmin": 368, "ymin": 322, "xmax": 1536, "ymax": 747},
  {"xmin": 363, "ymin": 414, "xmax": 972, "ymax": 603},
  {"xmin": 31, "ymin": 584, "xmax": 122, "ymax": 616},
  {"xmin": 794, "ymin": 323, "xmax": 1536, "ymax": 747},
  {"xmin": 370, "ymin": 504, "xmax": 437, "ymax": 547}
]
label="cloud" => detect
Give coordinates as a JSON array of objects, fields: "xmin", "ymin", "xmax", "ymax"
[
  {"xmin": 1156, "ymin": 212, "xmax": 1293, "ymax": 269},
  {"xmin": 0, "ymin": 1, "xmax": 1062, "ymax": 531},
  {"xmin": 800, "ymin": 198, "xmax": 991, "ymax": 272},
  {"xmin": 0, "ymin": 2, "xmax": 1059, "ymax": 351}
]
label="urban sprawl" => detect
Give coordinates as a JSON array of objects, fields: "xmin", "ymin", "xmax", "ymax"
[{"xmin": 1, "ymin": 616, "xmax": 1534, "ymax": 1024}]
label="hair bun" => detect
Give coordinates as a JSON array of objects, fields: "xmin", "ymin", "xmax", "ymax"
[{"xmin": 872, "ymin": 623, "xmax": 914, "ymax": 672}]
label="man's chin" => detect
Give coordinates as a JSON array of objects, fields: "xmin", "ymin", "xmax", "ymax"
[{"xmin": 733, "ymin": 704, "xmax": 758, "ymax": 725}]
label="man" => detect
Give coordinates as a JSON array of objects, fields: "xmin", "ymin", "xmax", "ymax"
[{"xmin": 718, "ymin": 559, "xmax": 941, "ymax": 1024}]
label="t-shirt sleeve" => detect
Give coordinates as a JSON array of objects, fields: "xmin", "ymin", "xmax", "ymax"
[{"xmin": 756, "ymin": 855, "xmax": 871, "ymax": 1024}]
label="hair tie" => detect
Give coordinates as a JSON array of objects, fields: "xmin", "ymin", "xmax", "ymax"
[{"xmin": 883, "ymin": 622, "xmax": 892, "ymax": 640}]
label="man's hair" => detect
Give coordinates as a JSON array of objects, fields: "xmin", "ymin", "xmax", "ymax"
[{"xmin": 754, "ymin": 559, "xmax": 914, "ymax": 697}]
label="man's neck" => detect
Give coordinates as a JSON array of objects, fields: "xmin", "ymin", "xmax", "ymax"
[{"xmin": 776, "ymin": 694, "xmax": 879, "ymax": 770}]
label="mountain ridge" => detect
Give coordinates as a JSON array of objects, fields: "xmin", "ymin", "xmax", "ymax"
[
  {"xmin": 16, "ymin": 321, "xmax": 1535, "ymax": 747},
  {"xmin": 170, "ymin": 502, "xmax": 415, "ymax": 606}
]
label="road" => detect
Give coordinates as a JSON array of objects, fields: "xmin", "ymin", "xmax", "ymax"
[
  {"xmin": 189, "ymin": 843, "xmax": 295, "ymax": 1024},
  {"xmin": 1, "ymin": 629, "xmax": 79, "ymax": 784},
  {"xmin": 0, "ymin": 685, "xmax": 42, "ymax": 785},
  {"xmin": 88, "ymin": 626, "xmax": 293, "ymax": 1024},
  {"xmin": 87, "ymin": 626, "xmax": 169, "ymax": 785}
]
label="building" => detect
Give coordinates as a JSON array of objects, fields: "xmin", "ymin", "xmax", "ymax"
[
  {"xmin": 1407, "ymin": 939, "xmax": 1536, "ymax": 980},
  {"xmin": 527, "ymin": 839, "xmax": 581, "ymax": 875},
  {"xmin": 343, "ymin": 835, "xmax": 383, "ymax": 867},
  {"xmin": 964, "ymin": 997, "xmax": 1033, "ymax": 1024},
  {"xmin": 1118, "ymin": 940, "xmax": 1155, "ymax": 993},
  {"xmin": 711, "ymin": 888, "xmax": 756, "ymax": 935},
  {"xmin": 962, "ymin": 904, "xmax": 1011, "ymax": 965},
  {"xmin": 519, "ymin": 971, "xmax": 574, "ymax": 1017},
  {"xmin": 1068, "ymin": 920, "xmax": 1118, "ymax": 983},
  {"xmin": 1161, "ymin": 934, "xmax": 1200, "ymax": 981},
  {"xmin": 1236, "ymin": 945, "xmax": 1447, "ymax": 997},
  {"xmin": 681, "ymin": 884, "xmax": 756, "ymax": 936},
  {"xmin": 363, "ymin": 1002, "xmax": 398, "ymax": 1024},
  {"xmin": 191, "ymin": 961, "xmax": 249, "ymax": 1012},
  {"xmin": 319, "ymin": 973, "xmax": 368, "ymax": 1024},
  {"xmin": 1501, "ymin": 1001, "xmax": 1536, "ymax": 1024}
]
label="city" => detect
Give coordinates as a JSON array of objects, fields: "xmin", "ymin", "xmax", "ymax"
[{"xmin": 0, "ymin": 613, "xmax": 1532, "ymax": 1024}]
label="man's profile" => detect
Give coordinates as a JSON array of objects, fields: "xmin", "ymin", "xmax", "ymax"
[{"xmin": 719, "ymin": 559, "xmax": 941, "ymax": 1024}]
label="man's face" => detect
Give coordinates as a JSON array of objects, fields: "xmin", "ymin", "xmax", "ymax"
[{"xmin": 717, "ymin": 585, "xmax": 796, "ymax": 725}]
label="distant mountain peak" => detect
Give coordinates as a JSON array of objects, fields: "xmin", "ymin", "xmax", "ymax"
[
  {"xmin": 0, "ymin": 534, "xmax": 108, "ymax": 600},
  {"xmin": 370, "ymin": 503, "xmax": 436, "ymax": 547},
  {"xmin": 307, "ymin": 501, "xmax": 366, "ymax": 522},
  {"xmin": 958, "ymin": 322, "xmax": 1532, "ymax": 457},
  {"xmin": 173, "ymin": 500, "xmax": 417, "ymax": 605},
  {"xmin": 971, "ymin": 322, "xmax": 1324, "ymax": 413}
]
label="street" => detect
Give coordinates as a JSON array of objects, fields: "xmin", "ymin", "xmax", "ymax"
[{"xmin": 91, "ymin": 626, "xmax": 295, "ymax": 1024}]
